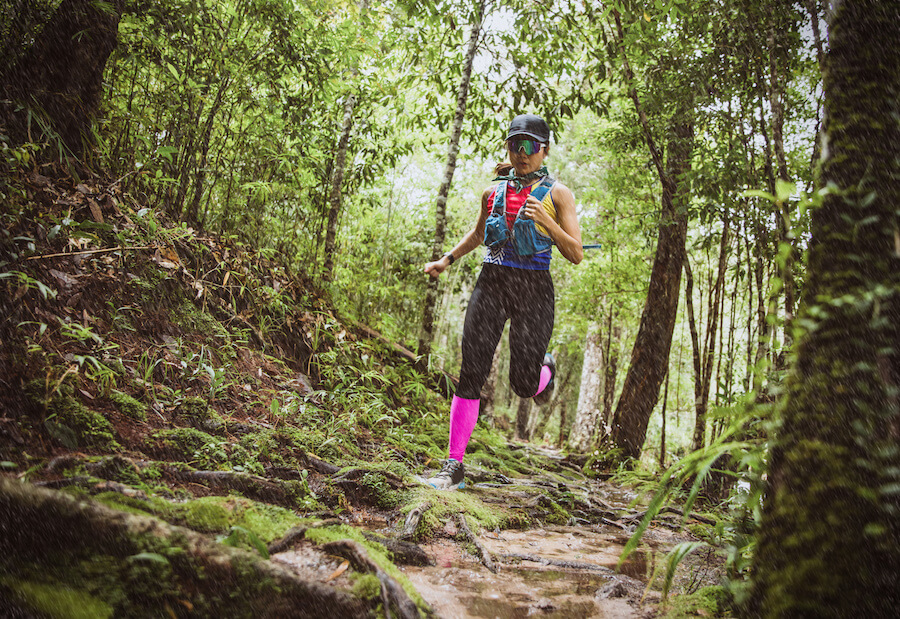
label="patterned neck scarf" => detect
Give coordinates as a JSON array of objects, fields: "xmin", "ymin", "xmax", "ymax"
[{"xmin": 492, "ymin": 165, "xmax": 550, "ymax": 191}]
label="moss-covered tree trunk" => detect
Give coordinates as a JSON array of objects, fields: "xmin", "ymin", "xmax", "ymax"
[
  {"xmin": 0, "ymin": 0, "xmax": 123, "ymax": 155},
  {"xmin": 750, "ymin": 1, "xmax": 900, "ymax": 616},
  {"xmin": 0, "ymin": 479, "xmax": 369, "ymax": 618}
]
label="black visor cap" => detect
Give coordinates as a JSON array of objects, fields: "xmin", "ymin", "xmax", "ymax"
[{"xmin": 505, "ymin": 114, "xmax": 550, "ymax": 143}]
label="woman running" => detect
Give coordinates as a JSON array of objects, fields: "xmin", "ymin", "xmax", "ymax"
[{"xmin": 424, "ymin": 113, "xmax": 583, "ymax": 490}]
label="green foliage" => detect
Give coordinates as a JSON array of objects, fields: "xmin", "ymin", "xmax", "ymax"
[
  {"xmin": 661, "ymin": 586, "xmax": 729, "ymax": 619},
  {"xmin": 152, "ymin": 427, "xmax": 228, "ymax": 469}
]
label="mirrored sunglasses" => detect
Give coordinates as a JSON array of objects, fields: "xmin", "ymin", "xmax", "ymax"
[{"xmin": 507, "ymin": 138, "xmax": 544, "ymax": 155}]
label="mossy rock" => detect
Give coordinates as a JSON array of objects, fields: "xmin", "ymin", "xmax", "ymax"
[
  {"xmin": 108, "ymin": 390, "xmax": 147, "ymax": 421},
  {"xmin": 401, "ymin": 487, "xmax": 503, "ymax": 540},
  {"xmin": 24, "ymin": 377, "xmax": 117, "ymax": 450},
  {"xmin": 46, "ymin": 395, "xmax": 118, "ymax": 450},
  {"xmin": 172, "ymin": 396, "xmax": 215, "ymax": 426}
]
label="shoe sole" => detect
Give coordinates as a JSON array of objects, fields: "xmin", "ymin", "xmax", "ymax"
[{"xmin": 428, "ymin": 481, "xmax": 465, "ymax": 490}]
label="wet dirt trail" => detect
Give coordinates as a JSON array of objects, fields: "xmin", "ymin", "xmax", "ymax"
[
  {"xmin": 398, "ymin": 479, "xmax": 712, "ymax": 618},
  {"xmin": 271, "ymin": 451, "xmax": 723, "ymax": 619}
]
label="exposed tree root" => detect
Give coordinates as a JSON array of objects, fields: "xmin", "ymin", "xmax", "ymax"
[
  {"xmin": 400, "ymin": 501, "xmax": 431, "ymax": 540},
  {"xmin": 0, "ymin": 478, "xmax": 369, "ymax": 617},
  {"xmin": 267, "ymin": 518, "xmax": 344, "ymax": 554},
  {"xmin": 162, "ymin": 467, "xmax": 300, "ymax": 504},
  {"xmin": 457, "ymin": 513, "xmax": 497, "ymax": 573},
  {"xmin": 322, "ymin": 539, "xmax": 423, "ymax": 619},
  {"xmin": 362, "ymin": 531, "xmax": 432, "ymax": 567}
]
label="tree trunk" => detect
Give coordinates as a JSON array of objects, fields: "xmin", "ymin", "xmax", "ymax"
[
  {"xmin": 417, "ymin": 0, "xmax": 485, "ymax": 360},
  {"xmin": 568, "ymin": 323, "xmax": 605, "ymax": 453},
  {"xmin": 0, "ymin": 0, "xmax": 123, "ymax": 155},
  {"xmin": 684, "ymin": 257, "xmax": 704, "ymax": 448},
  {"xmin": 480, "ymin": 345, "xmax": 502, "ymax": 428},
  {"xmin": 609, "ymin": 11, "xmax": 692, "ymax": 462},
  {"xmin": 602, "ymin": 314, "xmax": 620, "ymax": 427},
  {"xmin": 323, "ymin": 92, "xmax": 357, "ymax": 281},
  {"xmin": 751, "ymin": 1, "xmax": 900, "ymax": 615},
  {"xmin": 515, "ymin": 396, "xmax": 532, "ymax": 441},
  {"xmin": 686, "ymin": 220, "xmax": 730, "ymax": 452}
]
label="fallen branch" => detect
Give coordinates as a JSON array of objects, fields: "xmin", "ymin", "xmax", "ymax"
[
  {"xmin": 162, "ymin": 467, "xmax": 299, "ymax": 504},
  {"xmin": 621, "ymin": 505, "xmax": 717, "ymax": 526},
  {"xmin": 497, "ymin": 552, "xmax": 614, "ymax": 574},
  {"xmin": 322, "ymin": 539, "xmax": 422, "ymax": 619},
  {"xmin": 457, "ymin": 514, "xmax": 497, "ymax": 573},
  {"xmin": 25, "ymin": 245, "xmax": 154, "ymax": 260}
]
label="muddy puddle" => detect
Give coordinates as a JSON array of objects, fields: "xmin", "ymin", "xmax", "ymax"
[{"xmin": 402, "ymin": 524, "xmax": 674, "ymax": 618}]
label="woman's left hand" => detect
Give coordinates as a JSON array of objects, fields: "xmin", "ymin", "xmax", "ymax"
[{"xmin": 523, "ymin": 195, "xmax": 551, "ymax": 227}]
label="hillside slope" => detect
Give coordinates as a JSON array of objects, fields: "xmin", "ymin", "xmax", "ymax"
[{"xmin": 0, "ymin": 166, "xmax": 725, "ymax": 618}]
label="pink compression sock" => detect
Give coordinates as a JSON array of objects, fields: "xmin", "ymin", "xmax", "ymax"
[
  {"xmin": 448, "ymin": 396, "xmax": 480, "ymax": 462},
  {"xmin": 534, "ymin": 364, "xmax": 552, "ymax": 397}
]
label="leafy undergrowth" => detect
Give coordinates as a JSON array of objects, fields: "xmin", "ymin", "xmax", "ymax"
[{"xmin": 0, "ymin": 166, "xmax": 731, "ymax": 617}]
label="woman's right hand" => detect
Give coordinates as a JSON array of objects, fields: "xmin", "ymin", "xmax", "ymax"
[{"xmin": 424, "ymin": 258, "xmax": 447, "ymax": 279}]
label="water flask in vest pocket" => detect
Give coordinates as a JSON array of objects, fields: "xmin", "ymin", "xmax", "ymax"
[
  {"xmin": 484, "ymin": 213, "xmax": 510, "ymax": 249},
  {"xmin": 513, "ymin": 217, "xmax": 553, "ymax": 256}
]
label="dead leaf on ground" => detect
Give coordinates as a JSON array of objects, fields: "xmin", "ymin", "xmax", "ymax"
[
  {"xmin": 325, "ymin": 559, "xmax": 350, "ymax": 582},
  {"xmin": 88, "ymin": 198, "xmax": 104, "ymax": 223},
  {"xmin": 153, "ymin": 247, "xmax": 180, "ymax": 269}
]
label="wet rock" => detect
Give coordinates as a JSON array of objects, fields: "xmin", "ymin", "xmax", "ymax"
[
  {"xmin": 596, "ymin": 579, "xmax": 629, "ymax": 599},
  {"xmin": 528, "ymin": 597, "xmax": 556, "ymax": 614}
]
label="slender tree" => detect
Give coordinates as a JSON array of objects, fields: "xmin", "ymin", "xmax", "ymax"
[
  {"xmin": 751, "ymin": 0, "xmax": 900, "ymax": 615},
  {"xmin": 568, "ymin": 321, "xmax": 605, "ymax": 452},
  {"xmin": 417, "ymin": 0, "xmax": 486, "ymax": 360}
]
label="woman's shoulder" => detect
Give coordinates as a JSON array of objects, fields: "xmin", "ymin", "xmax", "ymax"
[{"xmin": 549, "ymin": 180, "xmax": 574, "ymax": 203}]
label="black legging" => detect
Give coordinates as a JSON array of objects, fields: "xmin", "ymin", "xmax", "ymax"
[{"xmin": 456, "ymin": 264, "xmax": 555, "ymax": 400}]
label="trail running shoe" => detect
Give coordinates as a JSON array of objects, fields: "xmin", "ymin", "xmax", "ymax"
[
  {"xmin": 427, "ymin": 459, "xmax": 465, "ymax": 490},
  {"xmin": 533, "ymin": 352, "xmax": 556, "ymax": 406}
]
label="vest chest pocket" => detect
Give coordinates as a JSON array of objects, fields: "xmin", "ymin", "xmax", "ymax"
[{"xmin": 513, "ymin": 217, "xmax": 553, "ymax": 256}]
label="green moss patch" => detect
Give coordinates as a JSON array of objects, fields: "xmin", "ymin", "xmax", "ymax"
[
  {"xmin": 93, "ymin": 492, "xmax": 300, "ymax": 542},
  {"xmin": 304, "ymin": 524, "xmax": 427, "ymax": 610},
  {"xmin": 1, "ymin": 577, "xmax": 113, "ymax": 619},
  {"xmin": 401, "ymin": 486, "xmax": 506, "ymax": 540},
  {"xmin": 108, "ymin": 390, "xmax": 147, "ymax": 421}
]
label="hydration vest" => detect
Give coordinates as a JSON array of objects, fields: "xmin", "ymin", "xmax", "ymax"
[{"xmin": 483, "ymin": 177, "xmax": 555, "ymax": 256}]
